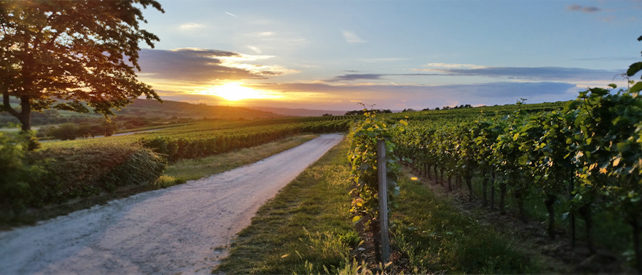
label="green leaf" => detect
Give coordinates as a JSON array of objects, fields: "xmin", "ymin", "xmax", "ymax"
[
  {"xmin": 352, "ymin": 216, "xmax": 363, "ymax": 224},
  {"xmin": 627, "ymin": 62, "xmax": 642, "ymax": 77},
  {"xmin": 608, "ymin": 83, "xmax": 617, "ymax": 89},
  {"xmin": 630, "ymin": 81, "xmax": 642, "ymax": 95}
]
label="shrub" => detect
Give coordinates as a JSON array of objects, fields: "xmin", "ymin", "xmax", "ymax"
[
  {"xmin": 47, "ymin": 123, "xmax": 79, "ymax": 140},
  {"xmin": 26, "ymin": 143, "xmax": 166, "ymax": 206},
  {"xmin": 0, "ymin": 133, "xmax": 46, "ymax": 220}
]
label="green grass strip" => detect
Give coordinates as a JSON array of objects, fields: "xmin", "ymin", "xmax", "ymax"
[
  {"xmin": 391, "ymin": 174, "xmax": 541, "ymax": 274},
  {"xmin": 215, "ymin": 138, "xmax": 359, "ymax": 274}
]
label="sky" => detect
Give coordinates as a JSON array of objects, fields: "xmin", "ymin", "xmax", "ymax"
[{"xmin": 135, "ymin": 0, "xmax": 642, "ymax": 111}]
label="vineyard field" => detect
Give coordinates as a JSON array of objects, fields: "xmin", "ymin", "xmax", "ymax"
[{"xmin": 377, "ymin": 89, "xmax": 642, "ymax": 271}]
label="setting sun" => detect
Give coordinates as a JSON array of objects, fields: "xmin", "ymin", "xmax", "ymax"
[{"xmin": 199, "ymin": 82, "xmax": 283, "ymax": 101}]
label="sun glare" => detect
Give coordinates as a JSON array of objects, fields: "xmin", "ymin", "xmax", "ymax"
[{"xmin": 200, "ymin": 83, "xmax": 282, "ymax": 101}]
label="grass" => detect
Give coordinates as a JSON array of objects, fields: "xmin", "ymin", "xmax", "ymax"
[
  {"xmin": 164, "ymin": 135, "xmax": 318, "ymax": 182},
  {"xmin": 391, "ymin": 174, "xmax": 541, "ymax": 274},
  {"xmin": 214, "ymin": 137, "xmax": 358, "ymax": 274},
  {"xmin": 466, "ymin": 174, "xmax": 636, "ymax": 264}
]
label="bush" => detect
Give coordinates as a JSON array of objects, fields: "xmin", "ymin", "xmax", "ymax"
[
  {"xmin": 25, "ymin": 143, "xmax": 166, "ymax": 206},
  {"xmin": 47, "ymin": 123, "xmax": 79, "ymax": 140},
  {"xmin": 0, "ymin": 133, "xmax": 46, "ymax": 220}
]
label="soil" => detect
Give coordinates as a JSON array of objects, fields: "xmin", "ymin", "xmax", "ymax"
[
  {"xmin": 0, "ymin": 134, "xmax": 344, "ymax": 275},
  {"xmin": 403, "ymin": 165, "xmax": 636, "ymax": 274}
]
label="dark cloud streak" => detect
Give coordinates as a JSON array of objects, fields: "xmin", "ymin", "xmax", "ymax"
[
  {"xmin": 326, "ymin": 74, "xmax": 384, "ymax": 82},
  {"xmin": 426, "ymin": 66, "xmax": 620, "ymax": 81},
  {"xmin": 326, "ymin": 73, "xmax": 450, "ymax": 82},
  {"xmin": 139, "ymin": 48, "xmax": 268, "ymax": 83},
  {"xmin": 326, "ymin": 67, "xmax": 617, "ymax": 83},
  {"xmin": 566, "ymin": 4, "xmax": 601, "ymax": 13}
]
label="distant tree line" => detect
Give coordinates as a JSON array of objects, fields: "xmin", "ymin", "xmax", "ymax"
[
  {"xmin": 345, "ymin": 109, "xmax": 392, "ymax": 116},
  {"xmin": 33, "ymin": 116, "xmax": 164, "ymax": 140},
  {"xmin": 343, "ymin": 105, "xmax": 474, "ymax": 115},
  {"xmin": 38, "ymin": 122, "xmax": 119, "ymax": 140},
  {"xmin": 422, "ymin": 104, "xmax": 473, "ymax": 111}
]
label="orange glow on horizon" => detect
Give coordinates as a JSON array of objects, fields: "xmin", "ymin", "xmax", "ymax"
[{"xmin": 197, "ymin": 82, "xmax": 283, "ymax": 101}]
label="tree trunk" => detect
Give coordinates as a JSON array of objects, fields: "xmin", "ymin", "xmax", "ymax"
[
  {"xmin": 490, "ymin": 170, "xmax": 496, "ymax": 210},
  {"xmin": 447, "ymin": 173, "xmax": 453, "ymax": 192},
  {"xmin": 545, "ymin": 194, "xmax": 556, "ymax": 239},
  {"xmin": 630, "ymin": 219, "xmax": 642, "ymax": 274},
  {"xmin": 482, "ymin": 175, "xmax": 488, "ymax": 207},
  {"xmin": 578, "ymin": 204, "xmax": 595, "ymax": 254},
  {"xmin": 466, "ymin": 175, "xmax": 473, "ymax": 202},
  {"xmin": 425, "ymin": 163, "xmax": 429, "ymax": 178},
  {"xmin": 569, "ymin": 175, "xmax": 576, "ymax": 249},
  {"xmin": 425, "ymin": 163, "xmax": 429, "ymax": 179},
  {"xmin": 514, "ymin": 188, "xmax": 526, "ymax": 221},
  {"xmin": 372, "ymin": 217, "xmax": 382, "ymax": 263},
  {"xmin": 434, "ymin": 165, "xmax": 439, "ymax": 184},
  {"xmin": 19, "ymin": 95, "xmax": 32, "ymax": 131},
  {"xmin": 2, "ymin": 89, "xmax": 32, "ymax": 131},
  {"xmin": 440, "ymin": 168, "xmax": 445, "ymax": 186},
  {"xmin": 499, "ymin": 181, "xmax": 507, "ymax": 215},
  {"xmin": 455, "ymin": 175, "xmax": 460, "ymax": 188}
]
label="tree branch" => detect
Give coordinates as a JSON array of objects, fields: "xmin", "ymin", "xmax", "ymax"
[{"xmin": 2, "ymin": 86, "xmax": 20, "ymax": 117}]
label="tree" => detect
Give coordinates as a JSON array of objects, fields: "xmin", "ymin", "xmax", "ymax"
[{"xmin": 0, "ymin": 0, "xmax": 164, "ymax": 131}]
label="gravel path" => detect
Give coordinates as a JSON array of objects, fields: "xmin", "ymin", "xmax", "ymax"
[{"xmin": 0, "ymin": 133, "xmax": 344, "ymax": 274}]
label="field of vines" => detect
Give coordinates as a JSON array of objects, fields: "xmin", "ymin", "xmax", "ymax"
[
  {"xmin": 388, "ymin": 85, "xmax": 642, "ymax": 270},
  {"xmin": 44, "ymin": 117, "xmax": 355, "ymax": 163}
]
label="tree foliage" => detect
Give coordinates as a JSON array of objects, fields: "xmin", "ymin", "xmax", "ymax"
[{"xmin": 0, "ymin": 0, "xmax": 164, "ymax": 131}]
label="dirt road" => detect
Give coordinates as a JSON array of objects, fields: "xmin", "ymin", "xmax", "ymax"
[{"xmin": 0, "ymin": 134, "xmax": 344, "ymax": 274}]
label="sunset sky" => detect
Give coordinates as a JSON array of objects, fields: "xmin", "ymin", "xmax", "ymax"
[{"xmin": 137, "ymin": 0, "xmax": 642, "ymax": 111}]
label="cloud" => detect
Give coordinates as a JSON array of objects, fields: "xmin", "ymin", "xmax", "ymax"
[
  {"xmin": 342, "ymin": 30, "xmax": 367, "ymax": 44},
  {"xmin": 247, "ymin": 45, "xmax": 262, "ymax": 54},
  {"xmin": 358, "ymin": 58, "xmax": 409, "ymax": 63},
  {"xmin": 445, "ymin": 82, "xmax": 576, "ymax": 98},
  {"xmin": 422, "ymin": 63, "xmax": 486, "ymax": 69},
  {"xmin": 245, "ymin": 81, "xmax": 578, "ymax": 110},
  {"xmin": 326, "ymin": 74, "xmax": 384, "ymax": 82},
  {"xmin": 179, "ymin": 23, "xmax": 205, "ymax": 30},
  {"xmin": 566, "ymin": 4, "xmax": 601, "ymax": 13},
  {"xmin": 417, "ymin": 66, "xmax": 621, "ymax": 82},
  {"xmin": 225, "ymin": 12, "xmax": 237, "ymax": 17},
  {"xmin": 250, "ymin": 81, "xmax": 575, "ymax": 98},
  {"xmin": 138, "ymin": 48, "xmax": 297, "ymax": 84}
]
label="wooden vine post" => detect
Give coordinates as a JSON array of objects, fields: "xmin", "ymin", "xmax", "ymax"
[{"xmin": 377, "ymin": 139, "xmax": 390, "ymax": 263}]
